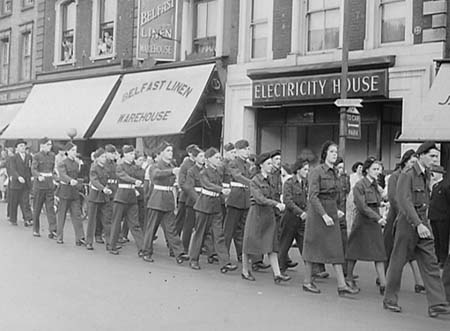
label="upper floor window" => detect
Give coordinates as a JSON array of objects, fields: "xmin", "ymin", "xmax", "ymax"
[
  {"xmin": 19, "ymin": 25, "xmax": 33, "ymax": 81},
  {"xmin": 91, "ymin": 0, "xmax": 116, "ymax": 59},
  {"xmin": 193, "ymin": 0, "xmax": 217, "ymax": 55},
  {"xmin": 380, "ymin": 0, "xmax": 405, "ymax": 44},
  {"xmin": 54, "ymin": 0, "xmax": 77, "ymax": 65},
  {"xmin": 1, "ymin": 0, "xmax": 12, "ymax": 15},
  {"xmin": 0, "ymin": 31, "xmax": 10, "ymax": 85},
  {"xmin": 250, "ymin": 0, "xmax": 270, "ymax": 59},
  {"xmin": 306, "ymin": 0, "xmax": 340, "ymax": 52},
  {"xmin": 22, "ymin": 0, "xmax": 34, "ymax": 9}
]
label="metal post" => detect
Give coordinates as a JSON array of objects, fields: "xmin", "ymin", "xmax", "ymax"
[{"xmin": 339, "ymin": 0, "xmax": 350, "ymax": 158}]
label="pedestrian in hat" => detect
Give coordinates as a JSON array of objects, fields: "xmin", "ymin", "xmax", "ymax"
[
  {"xmin": 55, "ymin": 142, "xmax": 86, "ymax": 245},
  {"xmin": 384, "ymin": 141, "xmax": 450, "ymax": 317},
  {"xmin": 31, "ymin": 137, "xmax": 57, "ymax": 238},
  {"xmin": 241, "ymin": 152, "xmax": 290, "ymax": 283},
  {"xmin": 7, "ymin": 139, "xmax": 33, "ymax": 227}
]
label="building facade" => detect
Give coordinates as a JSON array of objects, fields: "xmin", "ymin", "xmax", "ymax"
[{"xmin": 225, "ymin": 0, "xmax": 448, "ymax": 171}]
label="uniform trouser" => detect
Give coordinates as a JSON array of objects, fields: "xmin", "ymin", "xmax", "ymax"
[
  {"xmin": 383, "ymin": 217, "xmax": 395, "ymax": 270},
  {"xmin": 86, "ymin": 201, "xmax": 112, "ymax": 245},
  {"xmin": 57, "ymin": 198, "xmax": 85, "ymax": 242},
  {"xmin": 9, "ymin": 188, "xmax": 32, "ymax": 223},
  {"xmin": 279, "ymin": 217, "xmax": 305, "ymax": 272},
  {"xmin": 175, "ymin": 201, "xmax": 186, "ymax": 235},
  {"xmin": 339, "ymin": 216, "xmax": 348, "ymax": 275},
  {"xmin": 182, "ymin": 205, "xmax": 196, "ymax": 253},
  {"xmin": 110, "ymin": 202, "xmax": 144, "ymax": 251},
  {"xmin": 190, "ymin": 211, "xmax": 230, "ymax": 268},
  {"xmin": 431, "ymin": 221, "xmax": 450, "ymax": 264},
  {"xmin": 442, "ymin": 254, "xmax": 450, "ymax": 302},
  {"xmin": 143, "ymin": 209, "xmax": 185, "ymax": 257},
  {"xmin": 384, "ymin": 220, "xmax": 447, "ymax": 307},
  {"xmin": 95, "ymin": 217, "xmax": 103, "ymax": 239},
  {"xmin": 33, "ymin": 188, "xmax": 57, "ymax": 233},
  {"xmin": 223, "ymin": 206, "xmax": 247, "ymax": 257},
  {"xmin": 121, "ymin": 199, "xmax": 146, "ymax": 238}
]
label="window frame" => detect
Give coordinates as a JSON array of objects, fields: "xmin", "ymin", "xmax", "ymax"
[
  {"xmin": 90, "ymin": 0, "xmax": 117, "ymax": 61},
  {"xmin": 53, "ymin": 0, "xmax": 78, "ymax": 67},
  {"xmin": 19, "ymin": 23, "xmax": 33, "ymax": 82},
  {"xmin": 0, "ymin": 29, "xmax": 11, "ymax": 85},
  {"xmin": 249, "ymin": 0, "xmax": 271, "ymax": 60},
  {"xmin": 22, "ymin": 0, "xmax": 34, "ymax": 10},
  {"xmin": 192, "ymin": 0, "xmax": 218, "ymax": 56},
  {"xmin": 1, "ymin": 0, "xmax": 12, "ymax": 16}
]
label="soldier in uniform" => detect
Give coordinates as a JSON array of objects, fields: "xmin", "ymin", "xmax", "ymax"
[
  {"xmin": 142, "ymin": 142, "xmax": 189, "ymax": 264},
  {"xmin": 85, "ymin": 148, "xmax": 113, "ymax": 250},
  {"xmin": 104, "ymin": 144, "xmax": 118, "ymax": 235},
  {"xmin": 31, "ymin": 137, "xmax": 57, "ymax": 238},
  {"xmin": 383, "ymin": 141, "xmax": 450, "ymax": 317},
  {"xmin": 56, "ymin": 142, "xmax": 86, "ymax": 245},
  {"xmin": 7, "ymin": 139, "xmax": 33, "ymax": 227},
  {"xmin": 108, "ymin": 145, "xmax": 145, "ymax": 256},
  {"xmin": 189, "ymin": 147, "xmax": 237, "ymax": 273}
]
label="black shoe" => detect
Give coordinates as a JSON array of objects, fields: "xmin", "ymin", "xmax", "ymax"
[
  {"xmin": 190, "ymin": 261, "xmax": 201, "ymax": 270},
  {"xmin": 56, "ymin": 239, "xmax": 64, "ymax": 244},
  {"xmin": 252, "ymin": 261, "xmax": 270, "ymax": 272},
  {"xmin": 48, "ymin": 231, "xmax": 57, "ymax": 239},
  {"xmin": 415, "ymin": 284, "xmax": 426, "ymax": 294},
  {"xmin": 142, "ymin": 255, "xmax": 154, "ymax": 262},
  {"xmin": 207, "ymin": 255, "xmax": 219, "ymax": 264},
  {"xmin": 346, "ymin": 279, "xmax": 359, "ymax": 291},
  {"xmin": 33, "ymin": 232, "xmax": 41, "ymax": 237},
  {"xmin": 241, "ymin": 272, "xmax": 256, "ymax": 281},
  {"xmin": 313, "ymin": 271, "xmax": 330, "ymax": 279},
  {"xmin": 286, "ymin": 261, "xmax": 298, "ymax": 269},
  {"xmin": 169, "ymin": 250, "xmax": 175, "ymax": 258},
  {"xmin": 76, "ymin": 238, "xmax": 87, "ymax": 246},
  {"xmin": 86, "ymin": 244, "xmax": 94, "ymax": 250},
  {"xmin": 383, "ymin": 301, "xmax": 402, "ymax": 313},
  {"xmin": 303, "ymin": 283, "xmax": 321, "ymax": 294},
  {"xmin": 274, "ymin": 274, "xmax": 291, "ymax": 284},
  {"xmin": 109, "ymin": 249, "xmax": 119, "ymax": 255},
  {"xmin": 137, "ymin": 250, "xmax": 145, "ymax": 258},
  {"xmin": 338, "ymin": 285, "xmax": 360, "ymax": 296},
  {"xmin": 176, "ymin": 254, "xmax": 189, "ymax": 264},
  {"xmin": 95, "ymin": 237, "xmax": 105, "ymax": 244},
  {"xmin": 428, "ymin": 304, "xmax": 450, "ymax": 318},
  {"xmin": 237, "ymin": 255, "xmax": 242, "ymax": 263},
  {"xmin": 220, "ymin": 263, "xmax": 237, "ymax": 273}
]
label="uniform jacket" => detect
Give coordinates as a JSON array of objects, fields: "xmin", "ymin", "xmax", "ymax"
[
  {"xmin": 429, "ymin": 179, "xmax": 450, "ymax": 222},
  {"xmin": 270, "ymin": 167, "xmax": 282, "ymax": 202},
  {"xmin": 250, "ymin": 173, "xmax": 278, "ymax": 207},
  {"xmin": 114, "ymin": 160, "xmax": 139, "ymax": 204},
  {"xmin": 183, "ymin": 163, "xmax": 202, "ymax": 207},
  {"xmin": 88, "ymin": 162, "xmax": 110, "ymax": 203},
  {"xmin": 337, "ymin": 173, "xmax": 350, "ymax": 212},
  {"xmin": 178, "ymin": 157, "xmax": 195, "ymax": 203},
  {"xmin": 31, "ymin": 151, "xmax": 55, "ymax": 191},
  {"xmin": 147, "ymin": 159, "xmax": 177, "ymax": 212},
  {"xmin": 353, "ymin": 177, "xmax": 382, "ymax": 222},
  {"xmin": 134, "ymin": 165, "xmax": 145, "ymax": 202},
  {"xmin": 226, "ymin": 157, "xmax": 252, "ymax": 209},
  {"xmin": 397, "ymin": 162, "xmax": 431, "ymax": 227},
  {"xmin": 57, "ymin": 157, "xmax": 81, "ymax": 200},
  {"xmin": 283, "ymin": 176, "xmax": 307, "ymax": 217},
  {"xmin": 386, "ymin": 169, "xmax": 401, "ymax": 223},
  {"xmin": 194, "ymin": 165, "xmax": 223, "ymax": 214},
  {"xmin": 221, "ymin": 158, "xmax": 233, "ymax": 185},
  {"xmin": 308, "ymin": 163, "xmax": 340, "ymax": 217},
  {"xmin": 7, "ymin": 152, "xmax": 32, "ymax": 190}
]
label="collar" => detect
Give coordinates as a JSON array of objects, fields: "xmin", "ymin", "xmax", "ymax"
[{"xmin": 417, "ymin": 161, "xmax": 426, "ymax": 175}]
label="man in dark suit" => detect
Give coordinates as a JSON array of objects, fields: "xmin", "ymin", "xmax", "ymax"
[
  {"xmin": 7, "ymin": 139, "xmax": 33, "ymax": 227},
  {"xmin": 383, "ymin": 141, "xmax": 450, "ymax": 317}
]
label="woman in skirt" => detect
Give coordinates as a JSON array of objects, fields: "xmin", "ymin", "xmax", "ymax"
[
  {"xmin": 346, "ymin": 157, "xmax": 387, "ymax": 294},
  {"xmin": 302, "ymin": 141, "xmax": 359, "ymax": 296},
  {"xmin": 241, "ymin": 152, "xmax": 290, "ymax": 284}
]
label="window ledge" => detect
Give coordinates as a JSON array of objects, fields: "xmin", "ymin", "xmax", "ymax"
[
  {"xmin": 305, "ymin": 49, "xmax": 340, "ymax": 56},
  {"xmin": 21, "ymin": 6, "xmax": 34, "ymax": 12},
  {"xmin": 89, "ymin": 54, "xmax": 116, "ymax": 62},
  {"xmin": 0, "ymin": 13, "xmax": 12, "ymax": 18},
  {"xmin": 52, "ymin": 60, "xmax": 76, "ymax": 67}
]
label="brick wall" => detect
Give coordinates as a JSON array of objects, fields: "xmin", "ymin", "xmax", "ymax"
[{"xmin": 273, "ymin": 0, "xmax": 292, "ymax": 59}]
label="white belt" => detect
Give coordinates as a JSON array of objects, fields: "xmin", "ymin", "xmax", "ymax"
[
  {"xmin": 90, "ymin": 184, "xmax": 99, "ymax": 191},
  {"xmin": 153, "ymin": 184, "xmax": 174, "ymax": 192},
  {"xmin": 118, "ymin": 183, "xmax": 135, "ymax": 189},
  {"xmin": 194, "ymin": 187, "xmax": 202, "ymax": 193},
  {"xmin": 107, "ymin": 179, "xmax": 117, "ymax": 184},
  {"xmin": 222, "ymin": 183, "xmax": 230, "ymax": 188},
  {"xmin": 201, "ymin": 188, "xmax": 220, "ymax": 197},
  {"xmin": 230, "ymin": 181, "xmax": 247, "ymax": 188},
  {"xmin": 40, "ymin": 173, "xmax": 53, "ymax": 177}
]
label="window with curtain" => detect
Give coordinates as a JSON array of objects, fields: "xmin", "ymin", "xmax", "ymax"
[
  {"xmin": 193, "ymin": 0, "xmax": 217, "ymax": 55},
  {"xmin": 380, "ymin": 0, "xmax": 405, "ymax": 44},
  {"xmin": 20, "ymin": 29, "xmax": 32, "ymax": 81},
  {"xmin": 61, "ymin": 1, "xmax": 76, "ymax": 62},
  {"xmin": 1, "ymin": 0, "xmax": 12, "ymax": 15},
  {"xmin": 0, "ymin": 33, "xmax": 10, "ymax": 84},
  {"xmin": 250, "ymin": 0, "xmax": 270, "ymax": 59},
  {"xmin": 96, "ymin": 0, "xmax": 116, "ymax": 56},
  {"xmin": 306, "ymin": 0, "xmax": 340, "ymax": 52}
]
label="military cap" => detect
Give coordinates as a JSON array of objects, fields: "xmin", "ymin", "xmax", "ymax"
[
  {"xmin": 292, "ymin": 158, "xmax": 309, "ymax": 173},
  {"xmin": 39, "ymin": 137, "xmax": 51, "ymax": 145},
  {"xmin": 191, "ymin": 146, "xmax": 203, "ymax": 157},
  {"xmin": 64, "ymin": 141, "xmax": 76, "ymax": 151},
  {"xmin": 235, "ymin": 139, "xmax": 249, "ymax": 150},
  {"xmin": 416, "ymin": 141, "xmax": 439, "ymax": 155},
  {"xmin": 224, "ymin": 142, "xmax": 235, "ymax": 152},
  {"xmin": 93, "ymin": 148, "xmax": 106, "ymax": 159},
  {"xmin": 105, "ymin": 144, "xmax": 117, "ymax": 153},
  {"xmin": 122, "ymin": 145, "xmax": 135, "ymax": 154},
  {"xmin": 15, "ymin": 139, "xmax": 27, "ymax": 147},
  {"xmin": 256, "ymin": 152, "xmax": 271, "ymax": 166},
  {"xmin": 205, "ymin": 147, "xmax": 219, "ymax": 159},
  {"xmin": 156, "ymin": 141, "xmax": 173, "ymax": 154},
  {"xmin": 186, "ymin": 144, "xmax": 199, "ymax": 154},
  {"xmin": 270, "ymin": 149, "xmax": 281, "ymax": 158}
]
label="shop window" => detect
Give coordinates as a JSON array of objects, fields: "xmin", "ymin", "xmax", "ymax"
[
  {"xmin": 306, "ymin": 0, "xmax": 340, "ymax": 52},
  {"xmin": 193, "ymin": 0, "xmax": 217, "ymax": 55},
  {"xmin": 380, "ymin": 0, "xmax": 405, "ymax": 44},
  {"xmin": 1, "ymin": 0, "xmax": 12, "ymax": 15},
  {"xmin": 19, "ymin": 25, "xmax": 33, "ymax": 81},
  {"xmin": 0, "ymin": 31, "xmax": 10, "ymax": 85},
  {"xmin": 22, "ymin": 0, "xmax": 34, "ymax": 9},
  {"xmin": 250, "ymin": 0, "xmax": 270, "ymax": 59},
  {"xmin": 91, "ymin": 0, "xmax": 116, "ymax": 59},
  {"xmin": 54, "ymin": 0, "xmax": 77, "ymax": 65}
]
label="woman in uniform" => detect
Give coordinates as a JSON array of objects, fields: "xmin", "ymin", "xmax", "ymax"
[
  {"xmin": 302, "ymin": 141, "xmax": 359, "ymax": 296},
  {"xmin": 345, "ymin": 157, "xmax": 387, "ymax": 294},
  {"xmin": 241, "ymin": 152, "xmax": 290, "ymax": 284}
]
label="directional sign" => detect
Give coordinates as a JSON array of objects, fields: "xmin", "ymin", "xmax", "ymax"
[
  {"xmin": 334, "ymin": 98, "xmax": 363, "ymax": 108},
  {"xmin": 346, "ymin": 107, "xmax": 361, "ymax": 140}
]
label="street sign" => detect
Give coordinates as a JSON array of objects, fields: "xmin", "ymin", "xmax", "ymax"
[
  {"xmin": 346, "ymin": 106, "xmax": 361, "ymax": 140},
  {"xmin": 334, "ymin": 98, "xmax": 363, "ymax": 108}
]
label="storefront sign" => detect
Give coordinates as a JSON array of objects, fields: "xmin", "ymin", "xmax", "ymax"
[
  {"xmin": 137, "ymin": 0, "xmax": 178, "ymax": 61},
  {"xmin": 252, "ymin": 70, "xmax": 388, "ymax": 105},
  {"xmin": 346, "ymin": 107, "xmax": 361, "ymax": 140}
]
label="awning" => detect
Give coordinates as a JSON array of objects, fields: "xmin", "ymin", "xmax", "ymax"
[
  {"xmin": 1, "ymin": 75, "xmax": 121, "ymax": 140},
  {"xmin": 398, "ymin": 63, "xmax": 450, "ymax": 142},
  {"xmin": 0, "ymin": 103, "xmax": 21, "ymax": 136},
  {"xmin": 91, "ymin": 63, "xmax": 215, "ymax": 139}
]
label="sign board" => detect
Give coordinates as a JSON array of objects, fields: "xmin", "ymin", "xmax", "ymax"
[
  {"xmin": 346, "ymin": 107, "xmax": 361, "ymax": 140},
  {"xmin": 252, "ymin": 69, "xmax": 388, "ymax": 105},
  {"xmin": 334, "ymin": 98, "xmax": 362, "ymax": 108},
  {"xmin": 137, "ymin": 0, "xmax": 178, "ymax": 61}
]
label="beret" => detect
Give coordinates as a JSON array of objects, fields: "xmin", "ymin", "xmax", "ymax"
[
  {"xmin": 122, "ymin": 145, "xmax": 135, "ymax": 154},
  {"xmin": 39, "ymin": 137, "xmax": 51, "ymax": 145},
  {"xmin": 64, "ymin": 141, "xmax": 76, "ymax": 151},
  {"xmin": 224, "ymin": 142, "xmax": 235, "ymax": 152},
  {"xmin": 93, "ymin": 148, "xmax": 106, "ymax": 159},
  {"xmin": 292, "ymin": 158, "xmax": 309, "ymax": 173},
  {"xmin": 235, "ymin": 139, "xmax": 249, "ymax": 150},
  {"xmin": 186, "ymin": 144, "xmax": 199, "ymax": 154},
  {"xmin": 156, "ymin": 141, "xmax": 173, "ymax": 154},
  {"xmin": 15, "ymin": 139, "xmax": 27, "ymax": 147},
  {"xmin": 430, "ymin": 164, "xmax": 446, "ymax": 174},
  {"xmin": 105, "ymin": 144, "xmax": 117, "ymax": 153},
  {"xmin": 416, "ymin": 141, "xmax": 439, "ymax": 155},
  {"xmin": 205, "ymin": 147, "xmax": 219, "ymax": 159},
  {"xmin": 270, "ymin": 149, "xmax": 281, "ymax": 158},
  {"xmin": 256, "ymin": 152, "xmax": 271, "ymax": 166}
]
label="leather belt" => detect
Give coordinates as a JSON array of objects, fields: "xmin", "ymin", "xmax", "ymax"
[
  {"xmin": 154, "ymin": 184, "xmax": 174, "ymax": 192},
  {"xmin": 230, "ymin": 181, "xmax": 248, "ymax": 188},
  {"xmin": 118, "ymin": 183, "xmax": 135, "ymax": 189},
  {"xmin": 194, "ymin": 187, "xmax": 202, "ymax": 193},
  {"xmin": 201, "ymin": 188, "xmax": 220, "ymax": 197}
]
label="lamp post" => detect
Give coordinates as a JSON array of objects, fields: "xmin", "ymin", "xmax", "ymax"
[
  {"xmin": 66, "ymin": 128, "xmax": 77, "ymax": 142},
  {"xmin": 339, "ymin": 0, "xmax": 350, "ymax": 158}
]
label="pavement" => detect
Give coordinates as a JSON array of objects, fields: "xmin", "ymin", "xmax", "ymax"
[{"xmin": 0, "ymin": 202, "xmax": 448, "ymax": 331}]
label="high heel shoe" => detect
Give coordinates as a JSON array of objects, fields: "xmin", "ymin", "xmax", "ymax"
[
  {"xmin": 337, "ymin": 285, "xmax": 360, "ymax": 296},
  {"xmin": 274, "ymin": 274, "xmax": 291, "ymax": 284},
  {"xmin": 414, "ymin": 284, "xmax": 426, "ymax": 294},
  {"xmin": 241, "ymin": 272, "xmax": 256, "ymax": 281}
]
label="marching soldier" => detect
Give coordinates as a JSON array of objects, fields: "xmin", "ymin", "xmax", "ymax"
[
  {"xmin": 383, "ymin": 141, "xmax": 450, "ymax": 317},
  {"xmin": 108, "ymin": 145, "xmax": 145, "ymax": 256},
  {"xmin": 7, "ymin": 139, "xmax": 33, "ymax": 227},
  {"xmin": 220, "ymin": 142, "xmax": 235, "ymax": 223},
  {"xmin": 85, "ymin": 148, "xmax": 113, "ymax": 250},
  {"xmin": 56, "ymin": 142, "xmax": 86, "ymax": 245},
  {"xmin": 31, "ymin": 137, "xmax": 57, "ymax": 238},
  {"xmin": 142, "ymin": 141, "xmax": 189, "ymax": 264}
]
